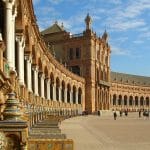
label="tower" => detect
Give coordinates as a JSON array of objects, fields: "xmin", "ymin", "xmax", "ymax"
[{"xmin": 85, "ymin": 13, "xmax": 92, "ymax": 30}]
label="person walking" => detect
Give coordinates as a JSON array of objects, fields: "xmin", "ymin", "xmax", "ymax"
[
  {"xmin": 139, "ymin": 110, "xmax": 141, "ymax": 118},
  {"xmin": 114, "ymin": 111, "xmax": 117, "ymax": 120}
]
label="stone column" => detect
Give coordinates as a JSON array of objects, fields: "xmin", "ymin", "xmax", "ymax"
[
  {"xmin": 39, "ymin": 73, "xmax": 45, "ymax": 98},
  {"xmin": 70, "ymin": 89, "xmax": 73, "ymax": 104},
  {"xmin": 53, "ymin": 82, "xmax": 56, "ymax": 101},
  {"xmin": 11, "ymin": 7, "xmax": 17, "ymax": 71},
  {"xmin": 46, "ymin": 78, "xmax": 50, "ymax": 100},
  {"xmin": 64, "ymin": 88, "xmax": 67, "ymax": 103},
  {"xmin": 59, "ymin": 86, "xmax": 62, "ymax": 102},
  {"xmin": 76, "ymin": 90, "xmax": 78, "ymax": 104},
  {"xmin": 16, "ymin": 35, "xmax": 25, "ymax": 85},
  {"xmin": 25, "ymin": 55, "xmax": 32, "ymax": 91},
  {"xmin": 4, "ymin": 0, "xmax": 16, "ymax": 70},
  {"xmin": 32, "ymin": 65, "xmax": 38, "ymax": 96}
]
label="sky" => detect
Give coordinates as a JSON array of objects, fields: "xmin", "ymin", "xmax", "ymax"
[{"xmin": 33, "ymin": 0, "xmax": 150, "ymax": 76}]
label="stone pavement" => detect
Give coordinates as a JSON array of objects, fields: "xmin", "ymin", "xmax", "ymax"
[{"xmin": 61, "ymin": 113, "xmax": 150, "ymax": 150}]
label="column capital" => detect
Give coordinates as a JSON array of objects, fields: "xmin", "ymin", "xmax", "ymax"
[
  {"xmin": 32, "ymin": 64, "xmax": 39, "ymax": 71},
  {"xmin": 16, "ymin": 34, "xmax": 24, "ymax": 43},
  {"xmin": 3, "ymin": 0, "xmax": 15, "ymax": 9},
  {"xmin": 38, "ymin": 72, "xmax": 45, "ymax": 78},
  {"xmin": 45, "ymin": 77, "xmax": 50, "ymax": 82},
  {"xmin": 2, "ymin": 0, "xmax": 16, "ymax": 5},
  {"xmin": 12, "ymin": 6, "xmax": 17, "ymax": 19},
  {"xmin": 24, "ymin": 54, "xmax": 32, "ymax": 61}
]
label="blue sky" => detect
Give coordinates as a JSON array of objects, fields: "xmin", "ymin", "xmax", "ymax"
[{"xmin": 33, "ymin": 0, "xmax": 150, "ymax": 76}]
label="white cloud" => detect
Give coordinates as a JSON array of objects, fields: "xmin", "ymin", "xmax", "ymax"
[
  {"xmin": 110, "ymin": 19, "xmax": 146, "ymax": 31},
  {"xmin": 133, "ymin": 40, "xmax": 144, "ymax": 44},
  {"xmin": 111, "ymin": 45, "xmax": 130, "ymax": 56},
  {"xmin": 47, "ymin": 0, "xmax": 64, "ymax": 5}
]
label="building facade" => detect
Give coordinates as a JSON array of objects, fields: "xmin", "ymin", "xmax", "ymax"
[
  {"xmin": 110, "ymin": 72, "xmax": 150, "ymax": 111},
  {"xmin": 42, "ymin": 15, "xmax": 150, "ymax": 113},
  {"xmin": 42, "ymin": 14, "xmax": 111, "ymax": 113}
]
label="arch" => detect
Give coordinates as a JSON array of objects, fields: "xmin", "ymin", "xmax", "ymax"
[
  {"xmin": 135, "ymin": 96, "xmax": 138, "ymax": 106},
  {"xmin": 96, "ymin": 68, "xmax": 99, "ymax": 81},
  {"xmin": 73, "ymin": 86, "xmax": 76, "ymax": 104},
  {"xmin": 113, "ymin": 94, "xmax": 116, "ymax": 105},
  {"xmin": 78, "ymin": 87, "xmax": 82, "ymax": 104},
  {"xmin": 32, "ymin": 45, "xmax": 37, "ymax": 64},
  {"xmin": 44, "ymin": 66, "xmax": 49, "ymax": 98},
  {"xmin": 67, "ymin": 84, "xmax": 71, "ymax": 103},
  {"xmin": 146, "ymin": 97, "xmax": 149, "ymax": 106},
  {"xmin": 50, "ymin": 72, "xmax": 54, "ymax": 100},
  {"xmin": 6, "ymin": 134, "xmax": 20, "ymax": 149},
  {"xmin": 25, "ymin": 25, "xmax": 30, "ymax": 46},
  {"xmin": 38, "ymin": 58, "xmax": 43, "ymax": 72},
  {"xmin": 124, "ymin": 95, "xmax": 127, "ymax": 106},
  {"xmin": 129, "ymin": 96, "xmax": 133, "ymax": 106},
  {"xmin": 118, "ymin": 95, "xmax": 122, "ymax": 105},
  {"xmin": 61, "ymin": 81, "xmax": 65, "ymax": 102},
  {"xmin": 56, "ymin": 77, "xmax": 60, "ymax": 101},
  {"xmin": 140, "ymin": 96, "xmax": 144, "ymax": 106},
  {"xmin": 101, "ymin": 70, "xmax": 103, "ymax": 80}
]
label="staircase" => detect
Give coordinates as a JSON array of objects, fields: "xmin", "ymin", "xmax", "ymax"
[{"xmin": 29, "ymin": 115, "xmax": 66, "ymax": 139}]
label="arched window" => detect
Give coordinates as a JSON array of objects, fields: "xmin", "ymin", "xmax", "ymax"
[
  {"xmin": 76, "ymin": 47, "xmax": 81, "ymax": 59},
  {"xmin": 140, "ymin": 96, "xmax": 144, "ymax": 106},
  {"xmin": 73, "ymin": 86, "xmax": 76, "ymax": 104},
  {"xmin": 38, "ymin": 72, "xmax": 41, "ymax": 96},
  {"xmin": 56, "ymin": 78, "xmax": 60, "ymax": 101},
  {"xmin": 118, "ymin": 95, "xmax": 122, "ymax": 105},
  {"xmin": 113, "ymin": 94, "xmax": 116, "ymax": 105},
  {"xmin": 67, "ymin": 84, "xmax": 71, "ymax": 103},
  {"xmin": 68, "ymin": 48, "xmax": 73, "ymax": 60},
  {"xmin": 78, "ymin": 88, "xmax": 82, "ymax": 104},
  {"xmin": 146, "ymin": 97, "xmax": 149, "ymax": 106},
  {"xmin": 129, "ymin": 96, "xmax": 133, "ymax": 106},
  {"xmin": 50, "ymin": 73, "xmax": 54, "ymax": 100},
  {"xmin": 61, "ymin": 81, "xmax": 65, "ymax": 102},
  {"xmin": 135, "ymin": 96, "xmax": 138, "ymax": 106},
  {"xmin": 124, "ymin": 95, "xmax": 127, "ymax": 106},
  {"xmin": 44, "ymin": 78, "xmax": 47, "ymax": 98}
]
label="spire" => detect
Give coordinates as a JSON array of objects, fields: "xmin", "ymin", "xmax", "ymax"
[
  {"xmin": 55, "ymin": 20, "xmax": 58, "ymax": 24},
  {"xmin": 85, "ymin": 13, "xmax": 92, "ymax": 30},
  {"xmin": 61, "ymin": 22, "xmax": 64, "ymax": 29},
  {"xmin": 102, "ymin": 30, "xmax": 108, "ymax": 42}
]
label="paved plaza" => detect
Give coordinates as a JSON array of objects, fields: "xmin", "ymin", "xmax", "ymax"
[{"xmin": 61, "ymin": 113, "xmax": 150, "ymax": 150}]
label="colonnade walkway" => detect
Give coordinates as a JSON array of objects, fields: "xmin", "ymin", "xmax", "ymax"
[{"xmin": 61, "ymin": 113, "xmax": 150, "ymax": 150}]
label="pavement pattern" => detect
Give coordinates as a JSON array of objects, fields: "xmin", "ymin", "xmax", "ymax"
[{"xmin": 61, "ymin": 113, "xmax": 150, "ymax": 150}]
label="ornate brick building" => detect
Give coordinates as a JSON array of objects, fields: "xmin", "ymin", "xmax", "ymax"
[
  {"xmin": 42, "ymin": 15, "xmax": 150, "ymax": 113},
  {"xmin": 42, "ymin": 14, "xmax": 111, "ymax": 113}
]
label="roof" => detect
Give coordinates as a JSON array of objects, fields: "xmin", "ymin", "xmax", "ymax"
[
  {"xmin": 111, "ymin": 71, "xmax": 150, "ymax": 87},
  {"xmin": 41, "ymin": 22, "xmax": 65, "ymax": 35}
]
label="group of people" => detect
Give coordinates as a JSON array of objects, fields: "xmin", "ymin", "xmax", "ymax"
[
  {"xmin": 139, "ymin": 109, "xmax": 149, "ymax": 118},
  {"xmin": 113, "ymin": 110, "xmax": 128, "ymax": 120},
  {"xmin": 113, "ymin": 109, "xmax": 150, "ymax": 120}
]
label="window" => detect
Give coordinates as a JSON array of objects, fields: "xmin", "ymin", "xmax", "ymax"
[
  {"xmin": 71, "ymin": 66, "xmax": 80, "ymax": 76},
  {"xmin": 68, "ymin": 48, "xmax": 73, "ymax": 60},
  {"xmin": 76, "ymin": 47, "xmax": 81, "ymax": 59}
]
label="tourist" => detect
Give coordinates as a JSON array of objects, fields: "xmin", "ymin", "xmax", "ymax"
[
  {"xmin": 120, "ymin": 110, "xmax": 122, "ymax": 117},
  {"xmin": 139, "ymin": 110, "xmax": 141, "ymax": 118},
  {"xmin": 114, "ymin": 111, "xmax": 117, "ymax": 120}
]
